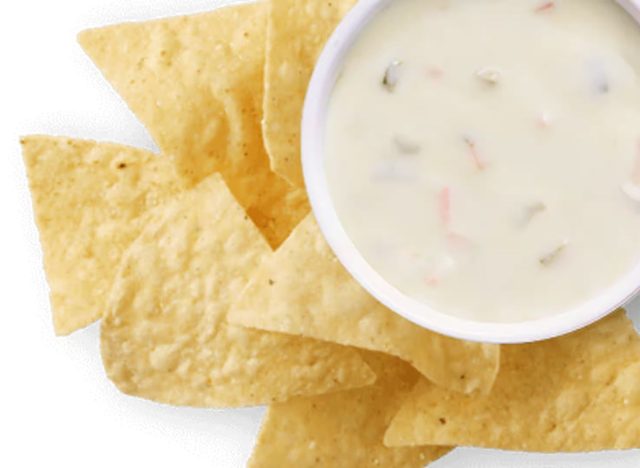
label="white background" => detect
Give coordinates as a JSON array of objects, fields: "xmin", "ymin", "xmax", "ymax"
[{"xmin": 1, "ymin": 0, "xmax": 640, "ymax": 466}]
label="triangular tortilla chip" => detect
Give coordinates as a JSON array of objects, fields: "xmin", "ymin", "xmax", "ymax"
[
  {"xmin": 248, "ymin": 352, "xmax": 451, "ymax": 467},
  {"xmin": 263, "ymin": 0, "xmax": 357, "ymax": 187},
  {"xmin": 385, "ymin": 310, "xmax": 640, "ymax": 452},
  {"xmin": 102, "ymin": 174, "xmax": 375, "ymax": 407},
  {"xmin": 78, "ymin": 4, "xmax": 308, "ymax": 248},
  {"xmin": 21, "ymin": 136, "xmax": 184, "ymax": 335},
  {"xmin": 228, "ymin": 215, "xmax": 500, "ymax": 394}
]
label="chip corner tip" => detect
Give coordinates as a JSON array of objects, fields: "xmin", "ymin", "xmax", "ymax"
[
  {"xmin": 52, "ymin": 319, "xmax": 75, "ymax": 337},
  {"xmin": 76, "ymin": 29, "xmax": 90, "ymax": 46},
  {"xmin": 76, "ymin": 27, "xmax": 102, "ymax": 53}
]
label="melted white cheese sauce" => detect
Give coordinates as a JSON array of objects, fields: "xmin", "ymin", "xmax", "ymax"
[{"xmin": 325, "ymin": 0, "xmax": 640, "ymax": 322}]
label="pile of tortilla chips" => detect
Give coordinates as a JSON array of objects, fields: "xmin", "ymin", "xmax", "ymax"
[{"xmin": 21, "ymin": 0, "xmax": 640, "ymax": 466}]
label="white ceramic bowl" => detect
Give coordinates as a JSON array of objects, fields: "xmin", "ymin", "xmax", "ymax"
[{"xmin": 302, "ymin": 0, "xmax": 640, "ymax": 344}]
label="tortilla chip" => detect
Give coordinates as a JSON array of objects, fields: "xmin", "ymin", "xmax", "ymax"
[
  {"xmin": 102, "ymin": 174, "xmax": 375, "ymax": 407},
  {"xmin": 263, "ymin": 0, "xmax": 357, "ymax": 187},
  {"xmin": 78, "ymin": 3, "xmax": 309, "ymax": 248},
  {"xmin": 385, "ymin": 310, "xmax": 640, "ymax": 452},
  {"xmin": 262, "ymin": 0, "xmax": 356, "ymax": 187},
  {"xmin": 228, "ymin": 215, "xmax": 500, "ymax": 394},
  {"xmin": 248, "ymin": 352, "xmax": 451, "ymax": 467},
  {"xmin": 21, "ymin": 136, "xmax": 183, "ymax": 335}
]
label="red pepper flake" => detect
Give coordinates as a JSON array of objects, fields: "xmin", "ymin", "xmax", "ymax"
[
  {"xmin": 424, "ymin": 275, "xmax": 440, "ymax": 286},
  {"xmin": 425, "ymin": 255, "xmax": 456, "ymax": 286},
  {"xmin": 463, "ymin": 136, "xmax": 487, "ymax": 171},
  {"xmin": 438, "ymin": 187, "xmax": 451, "ymax": 227},
  {"xmin": 426, "ymin": 66, "xmax": 444, "ymax": 80},
  {"xmin": 446, "ymin": 232, "xmax": 472, "ymax": 249},
  {"xmin": 534, "ymin": 1, "xmax": 555, "ymax": 13},
  {"xmin": 537, "ymin": 112, "xmax": 553, "ymax": 129}
]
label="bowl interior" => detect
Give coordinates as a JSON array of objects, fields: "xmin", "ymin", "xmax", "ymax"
[{"xmin": 302, "ymin": 0, "xmax": 640, "ymax": 343}]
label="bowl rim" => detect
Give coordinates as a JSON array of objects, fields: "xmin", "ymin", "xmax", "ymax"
[{"xmin": 301, "ymin": 0, "xmax": 640, "ymax": 344}]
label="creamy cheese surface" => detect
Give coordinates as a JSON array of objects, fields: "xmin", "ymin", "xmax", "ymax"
[{"xmin": 325, "ymin": 0, "xmax": 640, "ymax": 322}]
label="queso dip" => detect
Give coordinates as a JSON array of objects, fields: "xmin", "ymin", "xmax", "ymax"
[{"xmin": 325, "ymin": 0, "xmax": 640, "ymax": 323}]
